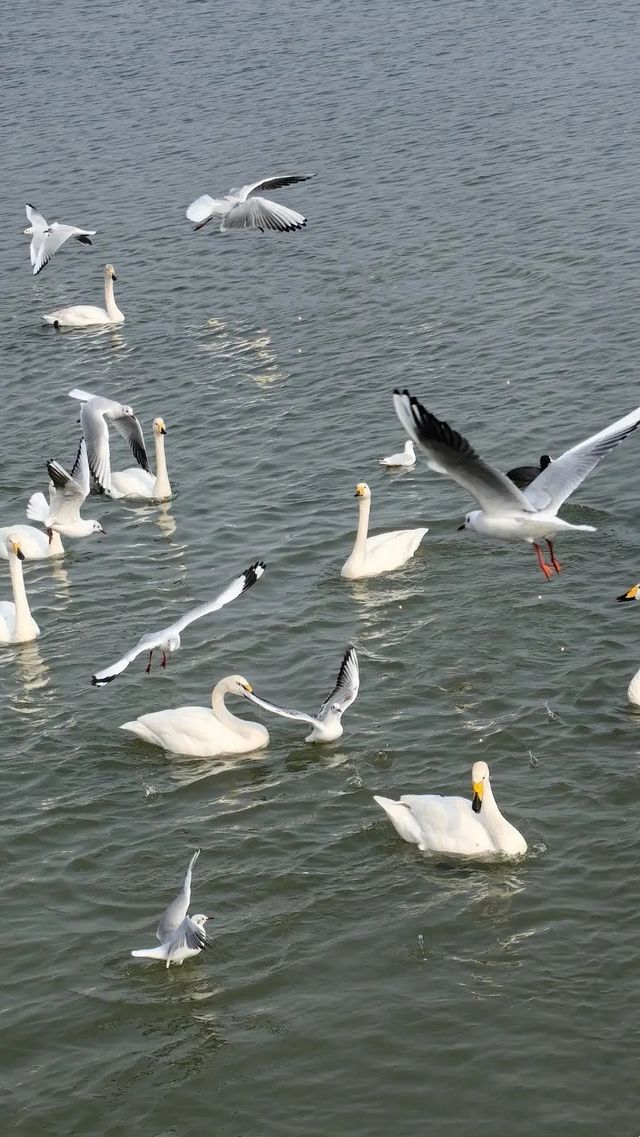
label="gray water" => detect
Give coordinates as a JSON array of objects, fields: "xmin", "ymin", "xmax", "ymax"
[{"xmin": 2, "ymin": 1, "xmax": 639, "ymax": 1133}]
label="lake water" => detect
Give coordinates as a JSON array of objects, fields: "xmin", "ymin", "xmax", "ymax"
[{"xmin": 2, "ymin": 1, "xmax": 639, "ymax": 1134}]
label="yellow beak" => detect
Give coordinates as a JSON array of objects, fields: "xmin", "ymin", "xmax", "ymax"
[
  {"xmin": 243, "ymin": 682, "xmax": 253, "ymax": 693},
  {"xmin": 618, "ymin": 583, "xmax": 640, "ymax": 602},
  {"xmin": 471, "ymin": 781, "xmax": 483, "ymax": 814}
]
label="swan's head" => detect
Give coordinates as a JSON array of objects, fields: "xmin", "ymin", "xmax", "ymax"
[
  {"xmin": 354, "ymin": 482, "xmax": 371, "ymax": 500},
  {"xmin": 105, "ymin": 263, "xmax": 117, "ymax": 281},
  {"xmin": 458, "ymin": 510, "xmax": 481, "ymax": 532},
  {"xmin": 90, "ymin": 521, "xmax": 106, "ymax": 536},
  {"xmin": 153, "ymin": 417, "xmax": 167, "ymax": 436},
  {"xmin": 223, "ymin": 675, "xmax": 253, "ymax": 697},
  {"xmin": 471, "ymin": 760, "xmax": 490, "ymax": 813},
  {"xmin": 6, "ymin": 535, "xmax": 24, "ymax": 561},
  {"xmin": 617, "ymin": 583, "xmax": 640, "ymax": 603}
]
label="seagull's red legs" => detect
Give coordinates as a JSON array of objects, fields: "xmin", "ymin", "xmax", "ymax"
[
  {"xmin": 545, "ymin": 539, "xmax": 562, "ymax": 574},
  {"xmin": 533, "ymin": 542, "xmax": 554, "ymax": 580},
  {"xmin": 145, "ymin": 650, "xmax": 154, "ymax": 674},
  {"xmin": 161, "ymin": 652, "xmax": 168, "ymax": 669}
]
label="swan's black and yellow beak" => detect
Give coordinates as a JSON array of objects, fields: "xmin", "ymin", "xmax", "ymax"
[
  {"xmin": 10, "ymin": 540, "xmax": 24, "ymax": 561},
  {"xmin": 471, "ymin": 780, "xmax": 483, "ymax": 813},
  {"xmin": 617, "ymin": 583, "xmax": 640, "ymax": 603}
]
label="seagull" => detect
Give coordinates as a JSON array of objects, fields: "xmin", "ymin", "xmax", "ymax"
[
  {"xmin": 393, "ymin": 388, "xmax": 640, "ymax": 579},
  {"xmin": 379, "ymin": 440, "xmax": 416, "ymax": 468},
  {"xmin": 68, "ymin": 388, "xmax": 149, "ymax": 495},
  {"xmin": 27, "ymin": 440, "xmax": 106, "ymax": 540},
  {"xmin": 24, "ymin": 203, "xmax": 96, "ymax": 275},
  {"xmin": 91, "ymin": 560, "xmax": 266, "ymax": 685},
  {"xmin": 131, "ymin": 849, "xmax": 212, "ymax": 968},
  {"xmin": 243, "ymin": 645, "xmax": 359, "ymax": 742},
  {"xmin": 506, "ymin": 454, "xmax": 553, "ymax": 491},
  {"xmin": 186, "ymin": 174, "xmax": 314, "ymax": 233}
]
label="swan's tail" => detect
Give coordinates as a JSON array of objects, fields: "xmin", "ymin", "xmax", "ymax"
[
  {"xmin": 131, "ymin": 946, "xmax": 168, "ymax": 961},
  {"xmin": 373, "ymin": 795, "xmax": 423, "ymax": 846},
  {"xmin": 27, "ymin": 492, "xmax": 49, "ymax": 524}
]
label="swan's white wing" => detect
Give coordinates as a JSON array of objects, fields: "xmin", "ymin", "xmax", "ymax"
[
  {"xmin": 91, "ymin": 631, "xmax": 162, "ymax": 686},
  {"xmin": 393, "ymin": 389, "xmax": 531, "ymax": 516},
  {"xmin": 238, "ymin": 173, "xmax": 315, "ymax": 200},
  {"xmin": 186, "ymin": 195, "xmax": 228, "ymax": 230},
  {"xmin": 26, "ymin": 203, "xmax": 47, "ymax": 230},
  {"xmin": 157, "ymin": 850, "xmax": 200, "ymax": 943},
  {"xmin": 70, "ymin": 438, "xmax": 90, "ymax": 498},
  {"xmin": 31, "ymin": 224, "xmax": 76, "ymax": 275},
  {"xmin": 242, "ymin": 690, "xmax": 316, "ymax": 726},
  {"xmin": 110, "ymin": 411, "xmax": 150, "ymax": 473},
  {"xmin": 79, "ymin": 402, "xmax": 112, "ymax": 490},
  {"xmin": 317, "ymin": 646, "xmax": 359, "ymax": 719},
  {"xmin": 524, "ymin": 405, "xmax": 640, "ymax": 513},
  {"xmin": 221, "ymin": 197, "xmax": 306, "ymax": 233},
  {"xmin": 170, "ymin": 560, "xmax": 266, "ymax": 635}
]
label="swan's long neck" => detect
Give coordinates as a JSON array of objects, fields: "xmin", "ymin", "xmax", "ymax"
[
  {"xmin": 211, "ymin": 684, "xmax": 254, "ymax": 738},
  {"xmin": 479, "ymin": 781, "xmax": 525, "ymax": 854},
  {"xmin": 153, "ymin": 433, "xmax": 172, "ymax": 500},
  {"xmin": 104, "ymin": 275, "xmax": 122, "ymax": 321},
  {"xmin": 9, "ymin": 554, "xmax": 34, "ymax": 640},
  {"xmin": 351, "ymin": 495, "xmax": 371, "ymax": 565}
]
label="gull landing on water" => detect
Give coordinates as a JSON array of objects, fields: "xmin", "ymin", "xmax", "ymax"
[
  {"xmin": 91, "ymin": 561, "xmax": 266, "ymax": 685},
  {"xmin": 131, "ymin": 850, "xmax": 212, "ymax": 968},
  {"xmin": 379, "ymin": 440, "xmax": 416, "ymax": 468},
  {"xmin": 187, "ymin": 174, "xmax": 314, "ymax": 233},
  {"xmin": 24, "ymin": 203, "xmax": 96, "ymax": 275},
  {"xmin": 393, "ymin": 388, "xmax": 640, "ymax": 579},
  {"xmin": 244, "ymin": 645, "xmax": 359, "ymax": 742},
  {"xmin": 68, "ymin": 388, "xmax": 149, "ymax": 495}
]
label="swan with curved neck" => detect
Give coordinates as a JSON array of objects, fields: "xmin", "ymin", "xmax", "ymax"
[
  {"xmin": 120, "ymin": 675, "xmax": 269, "ymax": 757},
  {"xmin": 341, "ymin": 482, "xmax": 428, "ymax": 579},
  {"xmin": 42, "ymin": 264, "xmax": 124, "ymax": 328},
  {"xmin": 374, "ymin": 760, "xmax": 527, "ymax": 858},
  {"xmin": 0, "ymin": 535, "xmax": 40, "ymax": 644},
  {"xmin": 110, "ymin": 418, "xmax": 172, "ymax": 501},
  {"xmin": 0, "ymin": 524, "xmax": 64, "ymax": 560}
]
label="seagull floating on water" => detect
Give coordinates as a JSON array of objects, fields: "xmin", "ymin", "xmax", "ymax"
[
  {"xmin": 394, "ymin": 388, "xmax": 640, "ymax": 579},
  {"xmin": 68, "ymin": 388, "xmax": 149, "ymax": 495},
  {"xmin": 244, "ymin": 645, "xmax": 360, "ymax": 742},
  {"xmin": 187, "ymin": 174, "xmax": 314, "ymax": 233},
  {"xmin": 91, "ymin": 560, "xmax": 266, "ymax": 685},
  {"xmin": 27, "ymin": 440, "xmax": 105, "ymax": 541},
  {"xmin": 131, "ymin": 849, "xmax": 212, "ymax": 968},
  {"xmin": 24, "ymin": 203, "xmax": 96, "ymax": 275},
  {"xmin": 379, "ymin": 440, "xmax": 416, "ymax": 469}
]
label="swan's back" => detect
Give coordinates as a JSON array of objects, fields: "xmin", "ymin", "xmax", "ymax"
[
  {"xmin": 0, "ymin": 601, "xmax": 16, "ymax": 642},
  {"xmin": 0, "ymin": 525, "xmax": 63, "ymax": 560},
  {"xmin": 364, "ymin": 527, "xmax": 428, "ymax": 572},
  {"xmin": 121, "ymin": 705, "xmax": 267, "ymax": 757},
  {"xmin": 400, "ymin": 793, "xmax": 496, "ymax": 855},
  {"xmin": 110, "ymin": 468, "xmax": 156, "ymax": 498},
  {"xmin": 42, "ymin": 305, "xmax": 119, "ymax": 328}
]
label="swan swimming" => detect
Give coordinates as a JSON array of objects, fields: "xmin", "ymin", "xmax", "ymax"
[
  {"xmin": 131, "ymin": 850, "xmax": 212, "ymax": 968},
  {"xmin": 24, "ymin": 203, "xmax": 96, "ymax": 275},
  {"xmin": 68, "ymin": 388, "xmax": 149, "ymax": 495},
  {"xmin": 374, "ymin": 760, "xmax": 527, "ymax": 859},
  {"xmin": 42, "ymin": 264, "xmax": 124, "ymax": 328},
  {"xmin": 110, "ymin": 417, "xmax": 172, "ymax": 501},
  {"xmin": 341, "ymin": 482, "xmax": 428, "ymax": 580},
  {"xmin": 244, "ymin": 645, "xmax": 359, "ymax": 742},
  {"xmin": 394, "ymin": 387, "xmax": 640, "ymax": 579},
  {"xmin": 0, "ymin": 524, "xmax": 64, "ymax": 560},
  {"xmin": 0, "ymin": 535, "xmax": 40, "ymax": 644},
  {"xmin": 187, "ymin": 173, "xmax": 314, "ymax": 233},
  {"xmin": 121, "ymin": 675, "xmax": 270, "ymax": 757},
  {"xmin": 379, "ymin": 440, "xmax": 416, "ymax": 468},
  {"xmin": 27, "ymin": 441, "xmax": 105, "ymax": 541}
]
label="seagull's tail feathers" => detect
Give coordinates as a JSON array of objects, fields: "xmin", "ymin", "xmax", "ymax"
[
  {"xmin": 27, "ymin": 492, "xmax": 49, "ymax": 524},
  {"xmin": 131, "ymin": 946, "xmax": 169, "ymax": 961},
  {"xmin": 68, "ymin": 387, "xmax": 95, "ymax": 403},
  {"xmin": 571, "ymin": 524, "xmax": 597, "ymax": 532}
]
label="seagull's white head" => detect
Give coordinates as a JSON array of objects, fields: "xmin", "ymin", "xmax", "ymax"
[
  {"xmin": 458, "ymin": 510, "xmax": 481, "ymax": 532},
  {"xmin": 191, "ymin": 914, "xmax": 211, "ymax": 929},
  {"xmin": 471, "ymin": 760, "xmax": 491, "ymax": 813},
  {"xmin": 90, "ymin": 521, "xmax": 106, "ymax": 536},
  {"xmin": 165, "ymin": 633, "xmax": 181, "ymax": 653},
  {"xmin": 120, "ymin": 404, "xmax": 134, "ymax": 417},
  {"xmin": 405, "ymin": 440, "xmax": 415, "ymax": 455},
  {"xmin": 153, "ymin": 416, "xmax": 167, "ymax": 436},
  {"xmin": 23, "ymin": 225, "xmax": 34, "ymax": 236}
]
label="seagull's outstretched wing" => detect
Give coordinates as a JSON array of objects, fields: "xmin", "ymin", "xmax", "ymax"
[
  {"xmin": 79, "ymin": 400, "xmax": 112, "ymax": 490},
  {"xmin": 243, "ymin": 689, "xmax": 317, "ymax": 726},
  {"xmin": 167, "ymin": 916, "xmax": 210, "ymax": 955},
  {"xmin": 317, "ymin": 645, "xmax": 359, "ymax": 719},
  {"xmin": 169, "ymin": 561, "xmax": 266, "ymax": 635},
  {"xmin": 393, "ymin": 389, "xmax": 530, "ymax": 516},
  {"xmin": 222, "ymin": 197, "xmax": 307, "ymax": 233},
  {"xmin": 157, "ymin": 850, "xmax": 200, "ymax": 943},
  {"xmin": 46, "ymin": 445, "xmax": 89, "ymax": 523},
  {"xmin": 91, "ymin": 631, "xmax": 160, "ymax": 686},
  {"xmin": 31, "ymin": 225, "xmax": 76, "ymax": 275},
  {"xmin": 524, "ymin": 406, "xmax": 640, "ymax": 513},
  {"xmin": 70, "ymin": 438, "xmax": 91, "ymax": 498},
  {"xmin": 238, "ymin": 174, "xmax": 314, "ymax": 200},
  {"xmin": 110, "ymin": 410, "xmax": 149, "ymax": 472}
]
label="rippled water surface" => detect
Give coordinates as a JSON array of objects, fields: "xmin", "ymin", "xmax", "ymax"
[{"xmin": 2, "ymin": 1, "xmax": 640, "ymax": 1134}]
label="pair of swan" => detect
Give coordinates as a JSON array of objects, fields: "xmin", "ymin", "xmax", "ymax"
[
  {"xmin": 0, "ymin": 535, "xmax": 40, "ymax": 644},
  {"xmin": 42, "ymin": 264, "xmax": 124, "ymax": 328},
  {"xmin": 375, "ymin": 761, "xmax": 527, "ymax": 859},
  {"xmin": 341, "ymin": 482, "xmax": 428, "ymax": 580}
]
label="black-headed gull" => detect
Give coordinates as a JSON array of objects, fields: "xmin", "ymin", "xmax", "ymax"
[
  {"xmin": 394, "ymin": 388, "xmax": 640, "ymax": 579},
  {"xmin": 244, "ymin": 645, "xmax": 359, "ymax": 742},
  {"xmin": 27, "ymin": 440, "xmax": 105, "ymax": 541},
  {"xmin": 24, "ymin": 203, "xmax": 96, "ymax": 275},
  {"xmin": 379, "ymin": 440, "xmax": 416, "ymax": 468},
  {"xmin": 68, "ymin": 388, "xmax": 149, "ymax": 495},
  {"xmin": 187, "ymin": 174, "xmax": 314, "ymax": 233},
  {"xmin": 131, "ymin": 850, "xmax": 212, "ymax": 968}
]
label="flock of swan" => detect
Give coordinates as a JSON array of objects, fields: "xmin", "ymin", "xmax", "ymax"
[{"xmin": 9, "ymin": 182, "xmax": 640, "ymax": 965}]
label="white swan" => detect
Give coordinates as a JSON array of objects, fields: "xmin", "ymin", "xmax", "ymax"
[
  {"xmin": 616, "ymin": 582, "xmax": 640, "ymax": 704},
  {"xmin": 379, "ymin": 440, "xmax": 416, "ymax": 468},
  {"xmin": 24, "ymin": 203, "xmax": 96, "ymax": 275},
  {"xmin": 121, "ymin": 675, "xmax": 269, "ymax": 757},
  {"xmin": 0, "ymin": 524, "xmax": 64, "ymax": 560},
  {"xmin": 374, "ymin": 761, "xmax": 527, "ymax": 859},
  {"xmin": 341, "ymin": 482, "xmax": 428, "ymax": 580},
  {"xmin": 110, "ymin": 418, "xmax": 172, "ymax": 501},
  {"xmin": 42, "ymin": 264, "xmax": 124, "ymax": 328},
  {"xmin": 0, "ymin": 535, "xmax": 40, "ymax": 644}
]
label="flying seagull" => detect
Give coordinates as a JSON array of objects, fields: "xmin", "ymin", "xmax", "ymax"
[
  {"xmin": 131, "ymin": 849, "xmax": 212, "ymax": 968},
  {"xmin": 68, "ymin": 388, "xmax": 149, "ymax": 495},
  {"xmin": 91, "ymin": 560, "xmax": 266, "ymax": 685},
  {"xmin": 186, "ymin": 174, "xmax": 314, "ymax": 233},
  {"xmin": 24, "ymin": 203, "xmax": 96, "ymax": 275},
  {"xmin": 243, "ymin": 645, "xmax": 359, "ymax": 742},
  {"xmin": 27, "ymin": 439, "xmax": 106, "ymax": 540},
  {"xmin": 393, "ymin": 389, "xmax": 640, "ymax": 579}
]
